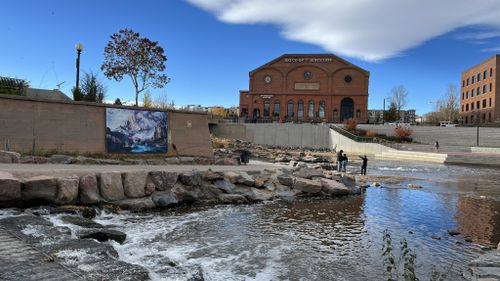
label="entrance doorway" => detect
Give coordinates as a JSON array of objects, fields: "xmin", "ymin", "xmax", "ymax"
[
  {"xmin": 252, "ymin": 108, "xmax": 260, "ymax": 122},
  {"xmin": 340, "ymin": 98, "xmax": 354, "ymax": 121}
]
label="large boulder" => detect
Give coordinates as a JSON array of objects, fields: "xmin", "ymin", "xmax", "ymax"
[
  {"xmin": 56, "ymin": 176, "xmax": 79, "ymax": 204},
  {"xmin": 277, "ymin": 175, "xmax": 295, "ymax": 187},
  {"xmin": 122, "ymin": 171, "xmax": 148, "ymax": 198},
  {"xmin": 178, "ymin": 171, "xmax": 202, "ymax": 187},
  {"xmin": 214, "ymin": 179, "xmax": 236, "ymax": 194},
  {"xmin": 22, "ymin": 175, "xmax": 57, "ymax": 203},
  {"xmin": 0, "ymin": 171, "xmax": 21, "ymax": 207},
  {"xmin": 246, "ymin": 188, "xmax": 275, "ymax": 202},
  {"xmin": 203, "ymin": 170, "xmax": 224, "ymax": 182},
  {"xmin": 237, "ymin": 172, "xmax": 255, "ymax": 187},
  {"xmin": 79, "ymin": 173, "xmax": 101, "ymax": 204},
  {"xmin": 48, "ymin": 154, "xmax": 76, "ymax": 164},
  {"xmin": 79, "ymin": 229, "xmax": 127, "ymax": 244},
  {"xmin": 149, "ymin": 171, "xmax": 178, "ymax": 191},
  {"xmin": 340, "ymin": 175, "xmax": 360, "ymax": 194},
  {"xmin": 224, "ymin": 171, "xmax": 242, "ymax": 183},
  {"xmin": 0, "ymin": 150, "xmax": 20, "ymax": 163},
  {"xmin": 218, "ymin": 194, "xmax": 249, "ymax": 204},
  {"xmin": 99, "ymin": 172, "xmax": 125, "ymax": 201},
  {"xmin": 116, "ymin": 197, "xmax": 155, "ymax": 211},
  {"xmin": 60, "ymin": 215, "xmax": 104, "ymax": 228},
  {"xmin": 320, "ymin": 178, "xmax": 351, "ymax": 195},
  {"xmin": 293, "ymin": 178, "xmax": 323, "ymax": 194},
  {"xmin": 293, "ymin": 168, "xmax": 324, "ymax": 179},
  {"xmin": 152, "ymin": 191, "xmax": 178, "ymax": 207},
  {"xmin": 197, "ymin": 184, "xmax": 223, "ymax": 200}
]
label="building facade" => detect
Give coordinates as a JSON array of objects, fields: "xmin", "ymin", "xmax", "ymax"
[
  {"xmin": 460, "ymin": 55, "xmax": 499, "ymax": 125},
  {"xmin": 239, "ymin": 54, "xmax": 369, "ymax": 123}
]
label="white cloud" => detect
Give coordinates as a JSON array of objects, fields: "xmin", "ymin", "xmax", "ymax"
[
  {"xmin": 186, "ymin": 0, "xmax": 500, "ymax": 61},
  {"xmin": 481, "ymin": 46, "xmax": 500, "ymax": 52}
]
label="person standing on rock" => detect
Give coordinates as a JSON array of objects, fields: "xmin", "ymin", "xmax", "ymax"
[
  {"xmin": 341, "ymin": 153, "xmax": 348, "ymax": 172},
  {"xmin": 434, "ymin": 140, "xmax": 440, "ymax": 152},
  {"xmin": 359, "ymin": 155, "xmax": 368, "ymax": 175},
  {"xmin": 337, "ymin": 149, "xmax": 344, "ymax": 171}
]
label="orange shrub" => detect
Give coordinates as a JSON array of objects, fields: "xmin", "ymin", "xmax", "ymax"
[
  {"xmin": 343, "ymin": 118, "xmax": 357, "ymax": 131},
  {"xmin": 366, "ymin": 130, "xmax": 377, "ymax": 137},
  {"xmin": 394, "ymin": 125, "xmax": 413, "ymax": 139}
]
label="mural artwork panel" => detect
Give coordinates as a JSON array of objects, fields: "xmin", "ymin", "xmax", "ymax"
[{"xmin": 106, "ymin": 108, "xmax": 168, "ymax": 153}]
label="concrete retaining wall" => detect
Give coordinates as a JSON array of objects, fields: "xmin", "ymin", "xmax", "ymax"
[
  {"xmin": 358, "ymin": 124, "xmax": 500, "ymax": 147},
  {"xmin": 329, "ymin": 129, "xmax": 395, "ymax": 156},
  {"xmin": 0, "ymin": 95, "xmax": 212, "ymax": 157}
]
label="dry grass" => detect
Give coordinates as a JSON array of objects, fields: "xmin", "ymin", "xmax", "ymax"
[{"xmin": 211, "ymin": 134, "xmax": 232, "ymax": 149}]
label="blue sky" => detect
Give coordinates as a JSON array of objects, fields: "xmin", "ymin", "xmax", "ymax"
[{"xmin": 2, "ymin": 0, "xmax": 500, "ymax": 116}]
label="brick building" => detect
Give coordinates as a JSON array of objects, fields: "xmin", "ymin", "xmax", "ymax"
[
  {"xmin": 460, "ymin": 55, "xmax": 498, "ymax": 125},
  {"xmin": 239, "ymin": 54, "xmax": 369, "ymax": 123}
]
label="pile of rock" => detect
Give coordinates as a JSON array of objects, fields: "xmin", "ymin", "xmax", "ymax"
[{"xmin": 0, "ymin": 167, "xmax": 361, "ymax": 210}]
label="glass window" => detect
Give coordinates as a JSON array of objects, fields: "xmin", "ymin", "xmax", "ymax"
[
  {"xmin": 273, "ymin": 101, "xmax": 280, "ymax": 117},
  {"xmin": 483, "ymin": 85, "xmax": 487, "ymax": 93},
  {"xmin": 471, "ymin": 89, "xmax": 475, "ymax": 97},
  {"xmin": 483, "ymin": 99, "xmax": 486, "ymax": 108},
  {"xmin": 308, "ymin": 100, "xmax": 314, "ymax": 119},
  {"xmin": 467, "ymin": 78, "xmax": 470, "ymax": 85},
  {"xmin": 466, "ymin": 104, "xmax": 469, "ymax": 111},
  {"xmin": 462, "ymin": 92, "xmax": 464, "ymax": 100},
  {"xmin": 466, "ymin": 91, "xmax": 469, "ymax": 99},
  {"xmin": 491, "ymin": 68, "xmax": 493, "ymax": 77},
  {"xmin": 471, "ymin": 115, "xmax": 474, "ymax": 123},
  {"xmin": 490, "ymin": 98, "xmax": 492, "ymax": 107},
  {"xmin": 472, "ymin": 76, "xmax": 475, "ymax": 83},
  {"xmin": 484, "ymin": 70, "xmax": 487, "ymax": 79},
  {"xmin": 490, "ymin": 83, "xmax": 493, "ymax": 92},
  {"xmin": 319, "ymin": 101, "xmax": 325, "ymax": 118},
  {"xmin": 477, "ymin": 101, "xmax": 480, "ymax": 109},
  {"xmin": 461, "ymin": 105, "xmax": 464, "ymax": 112},
  {"xmin": 298, "ymin": 100, "xmax": 304, "ymax": 118},
  {"xmin": 477, "ymin": 87, "xmax": 480, "ymax": 95},
  {"xmin": 462, "ymin": 80, "xmax": 465, "ymax": 87},
  {"xmin": 287, "ymin": 100, "xmax": 294, "ymax": 118},
  {"xmin": 477, "ymin": 73, "xmax": 481, "ymax": 82},
  {"xmin": 263, "ymin": 100, "xmax": 270, "ymax": 117}
]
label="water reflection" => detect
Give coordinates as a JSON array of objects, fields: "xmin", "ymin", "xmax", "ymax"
[{"xmin": 456, "ymin": 195, "xmax": 500, "ymax": 246}]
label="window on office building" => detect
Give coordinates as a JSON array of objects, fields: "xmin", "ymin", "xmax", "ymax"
[
  {"xmin": 477, "ymin": 101, "xmax": 480, "ymax": 109},
  {"xmin": 472, "ymin": 76, "xmax": 475, "ymax": 83},
  {"xmin": 466, "ymin": 91, "xmax": 469, "ymax": 99},
  {"xmin": 484, "ymin": 70, "xmax": 487, "ymax": 79},
  {"xmin": 491, "ymin": 68, "xmax": 493, "ymax": 77},
  {"xmin": 483, "ymin": 85, "xmax": 487, "ymax": 93},
  {"xmin": 461, "ymin": 104, "xmax": 464, "ymax": 112},
  {"xmin": 483, "ymin": 99, "xmax": 487, "ymax": 108},
  {"xmin": 466, "ymin": 104, "xmax": 469, "ymax": 111},
  {"xmin": 490, "ymin": 98, "xmax": 492, "ymax": 107},
  {"xmin": 462, "ymin": 92, "xmax": 464, "ymax": 100},
  {"xmin": 467, "ymin": 78, "xmax": 470, "ymax": 85},
  {"xmin": 477, "ymin": 87, "xmax": 480, "ymax": 95},
  {"xmin": 462, "ymin": 80, "xmax": 465, "ymax": 87},
  {"xmin": 472, "ymin": 89, "xmax": 475, "ymax": 97},
  {"xmin": 490, "ymin": 83, "xmax": 493, "ymax": 92},
  {"xmin": 477, "ymin": 73, "xmax": 481, "ymax": 82}
]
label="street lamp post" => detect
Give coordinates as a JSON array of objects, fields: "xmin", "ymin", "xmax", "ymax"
[{"xmin": 75, "ymin": 43, "xmax": 83, "ymax": 90}]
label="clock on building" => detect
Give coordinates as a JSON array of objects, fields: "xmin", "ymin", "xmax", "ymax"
[
  {"xmin": 344, "ymin": 75, "xmax": 352, "ymax": 83},
  {"xmin": 264, "ymin": 75, "xmax": 272, "ymax": 84},
  {"xmin": 304, "ymin": 71, "xmax": 312, "ymax": 80}
]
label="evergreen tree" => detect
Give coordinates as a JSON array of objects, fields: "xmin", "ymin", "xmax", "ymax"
[{"xmin": 114, "ymin": 98, "xmax": 122, "ymax": 105}]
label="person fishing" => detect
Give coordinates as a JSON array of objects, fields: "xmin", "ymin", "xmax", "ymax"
[{"xmin": 359, "ymin": 155, "xmax": 368, "ymax": 175}]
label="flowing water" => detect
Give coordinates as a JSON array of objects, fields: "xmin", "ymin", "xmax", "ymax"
[{"xmin": 83, "ymin": 161, "xmax": 500, "ymax": 281}]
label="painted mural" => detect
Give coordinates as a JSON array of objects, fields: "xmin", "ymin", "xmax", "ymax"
[{"xmin": 106, "ymin": 108, "xmax": 168, "ymax": 153}]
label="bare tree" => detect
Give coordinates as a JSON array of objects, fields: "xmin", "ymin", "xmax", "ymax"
[
  {"xmin": 153, "ymin": 92, "xmax": 171, "ymax": 109},
  {"xmin": 390, "ymin": 85, "xmax": 408, "ymax": 120},
  {"xmin": 101, "ymin": 29, "xmax": 169, "ymax": 106},
  {"xmin": 426, "ymin": 83, "xmax": 460, "ymax": 125}
]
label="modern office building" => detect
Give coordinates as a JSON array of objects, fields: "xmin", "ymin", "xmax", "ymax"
[
  {"xmin": 239, "ymin": 54, "xmax": 369, "ymax": 123},
  {"xmin": 460, "ymin": 55, "xmax": 498, "ymax": 125}
]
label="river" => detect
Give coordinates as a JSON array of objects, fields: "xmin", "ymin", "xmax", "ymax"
[{"xmin": 73, "ymin": 161, "xmax": 499, "ymax": 281}]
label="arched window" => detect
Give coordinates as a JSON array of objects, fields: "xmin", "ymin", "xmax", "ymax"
[
  {"xmin": 298, "ymin": 100, "xmax": 304, "ymax": 119},
  {"xmin": 308, "ymin": 100, "xmax": 314, "ymax": 119},
  {"xmin": 287, "ymin": 100, "xmax": 294, "ymax": 118},
  {"xmin": 263, "ymin": 100, "xmax": 270, "ymax": 117},
  {"xmin": 319, "ymin": 101, "xmax": 325, "ymax": 118},
  {"xmin": 273, "ymin": 100, "xmax": 280, "ymax": 117}
]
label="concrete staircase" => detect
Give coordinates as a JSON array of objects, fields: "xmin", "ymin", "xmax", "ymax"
[{"xmin": 375, "ymin": 150, "xmax": 448, "ymax": 163}]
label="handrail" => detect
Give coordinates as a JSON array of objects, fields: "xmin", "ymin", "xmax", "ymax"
[{"xmin": 329, "ymin": 125, "xmax": 401, "ymax": 150}]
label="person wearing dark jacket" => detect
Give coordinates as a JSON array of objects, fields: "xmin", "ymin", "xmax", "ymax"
[
  {"xmin": 336, "ymin": 150, "xmax": 343, "ymax": 171},
  {"xmin": 359, "ymin": 155, "xmax": 368, "ymax": 175}
]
